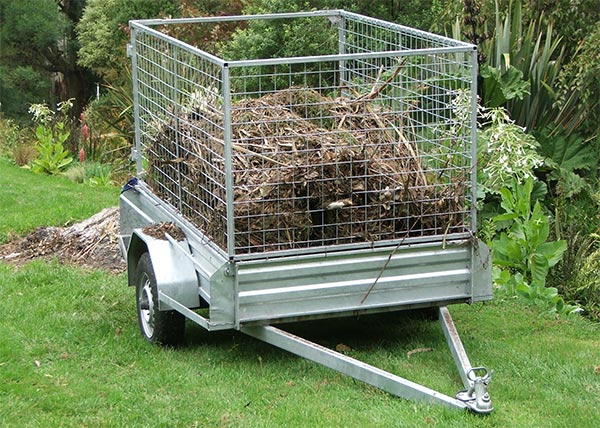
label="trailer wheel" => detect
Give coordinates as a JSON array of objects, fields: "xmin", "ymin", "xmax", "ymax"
[{"xmin": 135, "ymin": 252, "xmax": 185, "ymax": 346}]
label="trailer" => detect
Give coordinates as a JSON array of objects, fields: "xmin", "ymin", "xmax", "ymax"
[{"xmin": 120, "ymin": 10, "xmax": 493, "ymax": 413}]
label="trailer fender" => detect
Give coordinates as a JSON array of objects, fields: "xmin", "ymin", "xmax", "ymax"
[{"xmin": 127, "ymin": 230, "xmax": 200, "ymax": 311}]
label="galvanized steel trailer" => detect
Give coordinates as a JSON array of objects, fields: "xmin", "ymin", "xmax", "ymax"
[{"xmin": 120, "ymin": 10, "xmax": 494, "ymax": 413}]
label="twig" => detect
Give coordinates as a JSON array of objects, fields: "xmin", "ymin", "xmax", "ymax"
[
  {"xmin": 360, "ymin": 199, "xmax": 451, "ymax": 304},
  {"xmin": 360, "ymin": 231, "xmax": 410, "ymax": 304},
  {"xmin": 76, "ymin": 232, "xmax": 108, "ymax": 260},
  {"xmin": 232, "ymin": 143, "xmax": 288, "ymax": 166},
  {"xmin": 356, "ymin": 58, "xmax": 408, "ymax": 101}
]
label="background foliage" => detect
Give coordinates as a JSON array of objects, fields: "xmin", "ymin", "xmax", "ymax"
[{"xmin": 76, "ymin": 0, "xmax": 178, "ymax": 81}]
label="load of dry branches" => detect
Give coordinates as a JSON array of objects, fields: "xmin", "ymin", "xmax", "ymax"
[{"xmin": 148, "ymin": 84, "xmax": 467, "ymax": 253}]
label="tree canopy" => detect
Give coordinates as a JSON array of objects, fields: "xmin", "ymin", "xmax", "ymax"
[
  {"xmin": 76, "ymin": 0, "xmax": 178, "ymax": 80},
  {"xmin": 0, "ymin": 0, "xmax": 77, "ymax": 120}
]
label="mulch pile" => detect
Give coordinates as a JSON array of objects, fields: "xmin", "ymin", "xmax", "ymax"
[
  {"xmin": 0, "ymin": 207, "xmax": 125, "ymax": 273},
  {"xmin": 142, "ymin": 222, "xmax": 186, "ymax": 241}
]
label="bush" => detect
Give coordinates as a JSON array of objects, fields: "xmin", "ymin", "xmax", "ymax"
[
  {"xmin": 477, "ymin": 107, "xmax": 543, "ymax": 195},
  {"xmin": 0, "ymin": 116, "xmax": 46, "ymax": 167},
  {"xmin": 566, "ymin": 246, "xmax": 600, "ymax": 321},
  {"xmin": 0, "ymin": 117, "xmax": 23, "ymax": 160},
  {"xmin": 555, "ymin": 22, "xmax": 600, "ymax": 138},
  {"xmin": 64, "ymin": 161, "xmax": 114, "ymax": 187},
  {"xmin": 12, "ymin": 144, "xmax": 39, "ymax": 167},
  {"xmin": 546, "ymin": 185, "xmax": 600, "ymax": 318}
]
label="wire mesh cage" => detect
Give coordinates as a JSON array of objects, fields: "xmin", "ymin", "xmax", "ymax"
[{"xmin": 130, "ymin": 11, "xmax": 478, "ymax": 258}]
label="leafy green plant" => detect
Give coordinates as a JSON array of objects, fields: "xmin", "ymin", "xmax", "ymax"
[
  {"xmin": 536, "ymin": 129, "xmax": 599, "ymax": 198},
  {"xmin": 489, "ymin": 179, "xmax": 577, "ymax": 314},
  {"xmin": 565, "ymin": 245, "xmax": 600, "ymax": 321},
  {"xmin": 84, "ymin": 162, "xmax": 113, "ymax": 187},
  {"xmin": 30, "ymin": 122, "xmax": 73, "ymax": 174},
  {"xmin": 479, "ymin": 63, "xmax": 529, "ymax": 107},
  {"xmin": 28, "ymin": 100, "xmax": 74, "ymax": 175},
  {"xmin": 555, "ymin": 22, "xmax": 600, "ymax": 138},
  {"xmin": 477, "ymin": 107, "xmax": 543, "ymax": 194}
]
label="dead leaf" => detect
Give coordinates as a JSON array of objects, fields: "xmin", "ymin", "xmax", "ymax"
[
  {"xmin": 335, "ymin": 343, "xmax": 352, "ymax": 353},
  {"xmin": 407, "ymin": 347, "xmax": 433, "ymax": 358},
  {"xmin": 314, "ymin": 379, "xmax": 330, "ymax": 391},
  {"xmin": 594, "ymin": 365, "xmax": 600, "ymax": 374}
]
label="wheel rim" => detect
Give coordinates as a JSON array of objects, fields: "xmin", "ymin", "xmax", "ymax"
[{"xmin": 138, "ymin": 274, "xmax": 155, "ymax": 338}]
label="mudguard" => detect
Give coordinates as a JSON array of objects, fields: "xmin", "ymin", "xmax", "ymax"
[{"xmin": 127, "ymin": 229, "xmax": 200, "ymax": 310}]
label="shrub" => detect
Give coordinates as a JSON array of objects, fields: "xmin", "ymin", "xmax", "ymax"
[
  {"xmin": 489, "ymin": 179, "xmax": 577, "ymax": 315},
  {"xmin": 477, "ymin": 107, "xmax": 543, "ymax": 194},
  {"xmin": 12, "ymin": 143, "xmax": 39, "ymax": 167},
  {"xmin": 566, "ymin": 246, "xmax": 600, "ymax": 321},
  {"xmin": 555, "ymin": 22, "xmax": 600, "ymax": 138},
  {"xmin": 0, "ymin": 117, "xmax": 36, "ymax": 165},
  {"xmin": 0, "ymin": 117, "xmax": 22, "ymax": 159},
  {"xmin": 28, "ymin": 100, "xmax": 74, "ymax": 175}
]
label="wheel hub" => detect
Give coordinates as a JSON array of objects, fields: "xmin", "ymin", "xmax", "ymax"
[{"xmin": 139, "ymin": 277, "xmax": 155, "ymax": 338}]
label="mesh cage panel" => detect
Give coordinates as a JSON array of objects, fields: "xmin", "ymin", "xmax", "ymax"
[{"xmin": 131, "ymin": 11, "xmax": 476, "ymax": 257}]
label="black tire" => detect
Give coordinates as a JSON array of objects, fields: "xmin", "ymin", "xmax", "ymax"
[{"xmin": 135, "ymin": 252, "xmax": 185, "ymax": 346}]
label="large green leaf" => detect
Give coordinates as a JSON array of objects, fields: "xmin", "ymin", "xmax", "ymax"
[
  {"xmin": 530, "ymin": 253, "xmax": 549, "ymax": 288},
  {"xmin": 539, "ymin": 132, "xmax": 597, "ymax": 174},
  {"xmin": 527, "ymin": 201, "xmax": 549, "ymax": 249},
  {"xmin": 492, "ymin": 232, "xmax": 526, "ymax": 270},
  {"xmin": 537, "ymin": 130, "xmax": 598, "ymax": 197},
  {"xmin": 481, "ymin": 64, "xmax": 530, "ymax": 108},
  {"xmin": 536, "ymin": 240, "xmax": 568, "ymax": 268}
]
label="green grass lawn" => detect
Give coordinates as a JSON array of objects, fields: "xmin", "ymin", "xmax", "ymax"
[
  {"xmin": 0, "ymin": 158, "xmax": 119, "ymax": 243},
  {"xmin": 1, "ymin": 160, "xmax": 599, "ymax": 427}
]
